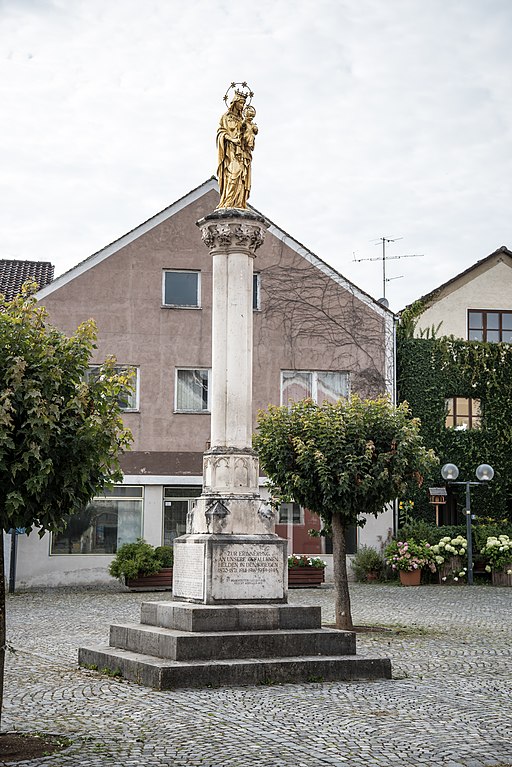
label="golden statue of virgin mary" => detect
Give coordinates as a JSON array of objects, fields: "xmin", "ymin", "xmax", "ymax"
[{"xmin": 216, "ymin": 83, "xmax": 258, "ymax": 210}]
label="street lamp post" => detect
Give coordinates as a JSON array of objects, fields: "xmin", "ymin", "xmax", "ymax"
[{"xmin": 441, "ymin": 463, "xmax": 494, "ymax": 585}]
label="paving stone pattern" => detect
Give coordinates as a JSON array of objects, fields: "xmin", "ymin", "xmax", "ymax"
[{"xmin": 3, "ymin": 583, "xmax": 511, "ymax": 767}]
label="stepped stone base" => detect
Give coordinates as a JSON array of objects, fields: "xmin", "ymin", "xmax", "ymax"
[{"xmin": 78, "ymin": 602, "xmax": 392, "ymax": 690}]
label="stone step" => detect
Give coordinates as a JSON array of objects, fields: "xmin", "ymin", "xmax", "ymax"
[
  {"xmin": 109, "ymin": 623, "xmax": 356, "ymax": 661},
  {"xmin": 78, "ymin": 645, "xmax": 392, "ymax": 690},
  {"xmin": 140, "ymin": 601, "xmax": 321, "ymax": 632}
]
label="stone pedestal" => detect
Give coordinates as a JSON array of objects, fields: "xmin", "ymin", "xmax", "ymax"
[{"xmin": 172, "ymin": 209, "xmax": 287, "ymax": 604}]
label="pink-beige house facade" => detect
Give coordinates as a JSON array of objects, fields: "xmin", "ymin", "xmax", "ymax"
[{"xmin": 12, "ymin": 180, "xmax": 395, "ymax": 586}]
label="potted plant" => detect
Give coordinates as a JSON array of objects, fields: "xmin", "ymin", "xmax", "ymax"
[
  {"xmin": 481, "ymin": 535, "xmax": 512, "ymax": 586},
  {"xmin": 350, "ymin": 546, "xmax": 385, "ymax": 582},
  {"xmin": 384, "ymin": 539, "xmax": 436, "ymax": 586},
  {"xmin": 431, "ymin": 535, "xmax": 468, "ymax": 584},
  {"xmin": 287, "ymin": 554, "xmax": 326, "ymax": 587},
  {"xmin": 109, "ymin": 538, "xmax": 174, "ymax": 591}
]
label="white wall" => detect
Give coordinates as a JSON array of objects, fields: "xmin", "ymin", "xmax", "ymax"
[{"xmin": 416, "ymin": 260, "xmax": 512, "ymax": 339}]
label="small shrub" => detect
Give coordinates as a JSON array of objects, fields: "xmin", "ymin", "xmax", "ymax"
[
  {"xmin": 154, "ymin": 545, "xmax": 174, "ymax": 567},
  {"xmin": 351, "ymin": 546, "xmax": 385, "ymax": 582},
  {"xmin": 109, "ymin": 538, "xmax": 164, "ymax": 580}
]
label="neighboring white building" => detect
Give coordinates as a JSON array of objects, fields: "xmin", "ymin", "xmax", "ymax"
[{"xmin": 414, "ymin": 245, "xmax": 512, "ymax": 340}]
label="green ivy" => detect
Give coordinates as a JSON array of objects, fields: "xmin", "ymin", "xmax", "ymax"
[{"xmin": 397, "ymin": 336, "xmax": 512, "ymax": 523}]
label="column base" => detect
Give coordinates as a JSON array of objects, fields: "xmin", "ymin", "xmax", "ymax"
[{"xmin": 173, "ymin": 534, "xmax": 287, "ymax": 604}]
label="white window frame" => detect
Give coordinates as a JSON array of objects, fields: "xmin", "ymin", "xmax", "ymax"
[
  {"xmin": 162, "ymin": 269, "xmax": 201, "ymax": 308},
  {"xmin": 253, "ymin": 272, "xmax": 261, "ymax": 311},
  {"xmin": 174, "ymin": 368, "xmax": 211, "ymax": 413},
  {"xmin": 277, "ymin": 502, "xmax": 304, "ymax": 525},
  {"xmin": 280, "ymin": 370, "xmax": 350, "ymax": 405},
  {"xmin": 87, "ymin": 365, "xmax": 140, "ymax": 412}
]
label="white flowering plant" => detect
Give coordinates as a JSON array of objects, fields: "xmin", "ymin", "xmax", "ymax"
[
  {"xmin": 480, "ymin": 535, "xmax": 512, "ymax": 571},
  {"xmin": 288, "ymin": 554, "xmax": 326, "ymax": 569},
  {"xmin": 431, "ymin": 535, "xmax": 468, "ymax": 564}
]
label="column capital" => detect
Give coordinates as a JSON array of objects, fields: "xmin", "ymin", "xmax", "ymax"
[{"xmin": 197, "ymin": 209, "xmax": 269, "ymax": 255}]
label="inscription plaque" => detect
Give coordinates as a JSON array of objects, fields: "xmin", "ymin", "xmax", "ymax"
[
  {"xmin": 173, "ymin": 543, "xmax": 205, "ymax": 600},
  {"xmin": 211, "ymin": 543, "xmax": 284, "ymax": 600}
]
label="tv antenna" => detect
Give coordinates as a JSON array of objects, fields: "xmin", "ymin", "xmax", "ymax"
[{"xmin": 353, "ymin": 236, "xmax": 424, "ymax": 300}]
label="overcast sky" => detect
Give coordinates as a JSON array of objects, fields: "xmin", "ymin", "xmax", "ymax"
[{"xmin": 1, "ymin": 0, "xmax": 511, "ymax": 311}]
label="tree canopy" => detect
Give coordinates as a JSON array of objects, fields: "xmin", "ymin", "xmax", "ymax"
[
  {"xmin": 0, "ymin": 286, "xmax": 132, "ymax": 534},
  {"xmin": 255, "ymin": 395, "xmax": 437, "ymax": 628}
]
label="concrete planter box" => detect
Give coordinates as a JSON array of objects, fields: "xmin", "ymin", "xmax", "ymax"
[
  {"xmin": 125, "ymin": 568, "xmax": 173, "ymax": 591},
  {"xmin": 287, "ymin": 567, "xmax": 325, "ymax": 587}
]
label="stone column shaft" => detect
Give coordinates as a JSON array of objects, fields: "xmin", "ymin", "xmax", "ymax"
[{"xmin": 211, "ymin": 250, "xmax": 253, "ymax": 449}]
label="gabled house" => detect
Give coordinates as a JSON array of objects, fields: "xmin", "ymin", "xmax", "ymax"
[
  {"xmin": 398, "ymin": 245, "xmax": 512, "ymax": 524},
  {"xmin": 0, "ymin": 259, "xmax": 54, "ymax": 299},
  {"xmin": 411, "ymin": 245, "xmax": 512, "ymax": 340},
  {"xmin": 12, "ymin": 179, "xmax": 395, "ymax": 586}
]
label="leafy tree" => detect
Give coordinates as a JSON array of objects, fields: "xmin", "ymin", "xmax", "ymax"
[
  {"xmin": 0, "ymin": 286, "xmax": 132, "ymax": 727},
  {"xmin": 254, "ymin": 395, "xmax": 437, "ymax": 629}
]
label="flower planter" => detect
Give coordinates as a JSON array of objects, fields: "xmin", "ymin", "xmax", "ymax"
[
  {"xmin": 125, "ymin": 567, "xmax": 173, "ymax": 591},
  {"xmin": 438, "ymin": 556, "xmax": 464, "ymax": 584},
  {"xmin": 366, "ymin": 571, "xmax": 380, "ymax": 582},
  {"xmin": 492, "ymin": 566, "xmax": 512, "ymax": 587},
  {"xmin": 399, "ymin": 569, "xmax": 421, "ymax": 586},
  {"xmin": 287, "ymin": 567, "xmax": 325, "ymax": 587}
]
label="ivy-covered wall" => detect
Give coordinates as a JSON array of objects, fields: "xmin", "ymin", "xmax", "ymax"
[{"xmin": 397, "ymin": 336, "xmax": 512, "ymax": 523}]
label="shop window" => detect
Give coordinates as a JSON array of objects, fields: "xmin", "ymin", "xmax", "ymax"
[
  {"xmin": 51, "ymin": 485, "xmax": 143, "ymax": 555},
  {"xmin": 163, "ymin": 486, "xmax": 202, "ymax": 545}
]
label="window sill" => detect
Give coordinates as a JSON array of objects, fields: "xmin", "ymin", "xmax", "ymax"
[
  {"xmin": 161, "ymin": 305, "xmax": 202, "ymax": 310},
  {"xmin": 174, "ymin": 410, "xmax": 211, "ymax": 415}
]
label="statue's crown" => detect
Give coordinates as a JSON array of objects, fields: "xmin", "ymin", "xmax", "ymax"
[{"xmin": 223, "ymin": 81, "xmax": 254, "ymax": 107}]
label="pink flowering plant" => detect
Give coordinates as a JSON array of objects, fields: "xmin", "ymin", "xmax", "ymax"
[
  {"xmin": 384, "ymin": 539, "xmax": 437, "ymax": 573},
  {"xmin": 288, "ymin": 554, "xmax": 326, "ymax": 569}
]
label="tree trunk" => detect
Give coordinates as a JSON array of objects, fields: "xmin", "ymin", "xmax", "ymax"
[
  {"xmin": 0, "ymin": 534, "xmax": 5, "ymax": 730},
  {"xmin": 331, "ymin": 514, "xmax": 353, "ymax": 630}
]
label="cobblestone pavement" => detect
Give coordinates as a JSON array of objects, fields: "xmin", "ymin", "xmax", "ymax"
[{"xmin": 2, "ymin": 583, "xmax": 512, "ymax": 767}]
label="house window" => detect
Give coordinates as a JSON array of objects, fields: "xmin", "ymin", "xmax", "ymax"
[
  {"xmin": 51, "ymin": 485, "xmax": 143, "ymax": 555},
  {"xmin": 175, "ymin": 368, "xmax": 210, "ymax": 412},
  {"xmin": 281, "ymin": 370, "xmax": 350, "ymax": 406},
  {"xmin": 253, "ymin": 273, "xmax": 261, "ymax": 310},
  {"xmin": 445, "ymin": 397, "xmax": 481, "ymax": 430},
  {"xmin": 163, "ymin": 270, "xmax": 200, "ymax": 308},
  {"xmin": 86, "ymin": 365, "xmax": 139, "ymax": 411},
  {"xmin": 278, "ymin": 502, "xmax": 303, "ymax": 525},
  {"xmin": 468, "ymin": 310, "xmax": 512, "ymax": 342},
  {"xmin": 163, "ymin": 486, "xmax": 202, "ymax": 545}
]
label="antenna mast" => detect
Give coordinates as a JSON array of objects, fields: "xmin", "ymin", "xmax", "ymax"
[{"xmin": 353, "ymin": 237, "xmax": 424, "ymax": 299}]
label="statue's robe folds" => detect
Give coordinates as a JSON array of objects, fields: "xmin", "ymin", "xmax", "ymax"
[{"xmin": 216, "ymin": 111, "xmax": 246, "ymax": 209}]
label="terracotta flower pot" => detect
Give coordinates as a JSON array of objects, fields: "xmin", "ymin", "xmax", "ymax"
[{"xmin": 399, "ymin": 569, "xmax": 421, "ymax": 586}]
